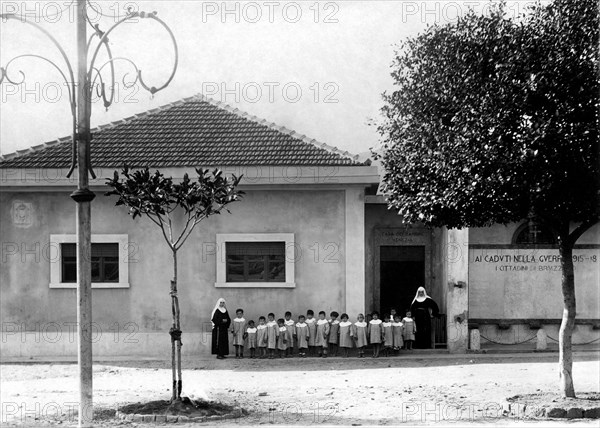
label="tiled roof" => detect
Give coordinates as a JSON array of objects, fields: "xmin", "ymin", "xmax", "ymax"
[{"xmin": 0, "ymin": 94, "xmax": 366, "ymax": 168}]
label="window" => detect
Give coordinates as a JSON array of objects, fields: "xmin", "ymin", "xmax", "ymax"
[
  {"xmin": 513, "ymin": 222, "xmax": 556, "ymax": 245},
  {"xmin": 50, "ymin": 234, "xmax": 129, "ymax": 288},
  {"xmin": 226, "ymin": 242, "xmax": 286, "ymax": 282},
  {"xmin": 215, "ymin": 233, "xmax": 295, "ymax": 288},
  {"xmin": 61, "ymin": 243, "xmax": 120, "ymax": 283}
]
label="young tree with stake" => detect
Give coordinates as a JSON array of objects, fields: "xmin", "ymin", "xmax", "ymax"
[{"xmin": 106, "ymin": 166, "xmax": 243, "ymax": 401}]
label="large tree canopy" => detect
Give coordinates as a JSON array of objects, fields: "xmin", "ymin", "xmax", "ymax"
[
  {"xmin": 377, "ymin": 0, "xmax": 599, "ymax": 232},
  {"xmin": 376, "ymin": 0, "xmax": 599, "ymax": 398}
]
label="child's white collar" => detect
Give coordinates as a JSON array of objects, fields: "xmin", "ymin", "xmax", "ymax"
[
  {"xmin": 296, "ymin": 321, "xmax": 307, "ymax": 327},
  {"xmin": 305, "ymin": 318, "xmax": 316, "ymax": 324},
  {"xmin": 330, "ymin": 319, "xmax": 340, "ymax": 324},
  {"xmin": 285, "ymin": 319, "xmax": 295, "ymax": 325},
  {"xmin": 257, "ymin": 324, "xmax": 267, "ymax": 329},
  {"xmin": 234, "ymin": 317, "xmax": 245, "ymax": 322},
  {"xmin": 339, "ymin": 321, "xmax": 352, "ymax": 327},
  {"xmin": 370, "ymin": 319, "xmax": 382, "ymax": 324},
  {"xmin": 355, "ymin": 321, "xmax": 367, "ymax": 327},
  {"xmin": 317, "ymin": 319, "xmax": 329, "ymax": 325}
]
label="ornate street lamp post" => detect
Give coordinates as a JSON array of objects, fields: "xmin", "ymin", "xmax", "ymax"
[{"xmin": 1, "ymin": 1, "xmax": 178, "ymax": 426}]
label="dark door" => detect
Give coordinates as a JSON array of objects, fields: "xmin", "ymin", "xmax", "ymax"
[{"xmin": 379, "ymin": 246, "xmax": 425, "ymax": 316}]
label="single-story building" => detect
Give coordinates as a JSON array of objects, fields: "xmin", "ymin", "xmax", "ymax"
[{"xmin": 1, "ymin": 94, "xmax": 598, "ymax": 358}]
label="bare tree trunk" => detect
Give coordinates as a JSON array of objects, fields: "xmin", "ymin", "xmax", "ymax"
[
  {"xmin": 558, "ymin": 240, "xmax": 576, "ymax": 398},
  {"xmin": 170, "ymin": 249, "xmax": 183, "ymax": 401}
]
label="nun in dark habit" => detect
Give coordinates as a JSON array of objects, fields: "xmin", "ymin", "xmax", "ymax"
[
  {"xmin": 211, "ymin": 298, "xmax": 231, "ymax": 359},
  {"xmin": 410, "ymin": 287, "xmax": 440, "ymax": 349}
]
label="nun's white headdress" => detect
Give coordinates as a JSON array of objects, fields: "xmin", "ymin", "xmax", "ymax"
[
  {"xmin": 211, "ymin": 298, "xmax": 227, "ymax": 326},
  {"xmin": 411, "ymin": 287, "xmax": 430, "ymax": 305}
]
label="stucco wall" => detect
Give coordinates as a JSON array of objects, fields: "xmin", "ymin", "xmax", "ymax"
[
  {"xmin": 0, "ymin": 189, "xmax": 347, "ymax": 357},
  {"xmin": 468, "ymin": 223, "xmax": 600, "ymax": 320}
]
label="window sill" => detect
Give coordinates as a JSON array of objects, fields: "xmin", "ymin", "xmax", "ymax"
[
  {"xmin": 214, "ymin": 282, "xmax": 295, "ymax": 288},
  {"xmin": 49, "ymin": 282, "xmax": 130, "ymax": 289}
]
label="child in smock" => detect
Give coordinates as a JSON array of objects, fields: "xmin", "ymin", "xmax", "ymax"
[
  {"xmin": 353, "ymin": 313, "xmax": 368, "ymax": 358},
  {"xmin": 231, "ymin": 309, "xmax": 247, "ymax": 359},
  {"xmin": 295, "ymin": 315, "xmax": 309, "ymax": 358},
  {"xmin": 338, "ymin": 313, "xmax": 353, "ymax": 357}
]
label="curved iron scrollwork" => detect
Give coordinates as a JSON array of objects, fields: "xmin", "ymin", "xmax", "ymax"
[{"xmin": 0, "ymin": 1, "xmax": 179, "ymax": 179}]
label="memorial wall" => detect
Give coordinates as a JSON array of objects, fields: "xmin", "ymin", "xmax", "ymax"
[{"xmin": 468, "ymin": 223, "xmax": 600, "ymax": 320}]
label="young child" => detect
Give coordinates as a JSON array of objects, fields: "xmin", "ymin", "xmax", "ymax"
[
  {"xmin": 306, "ymin": 310, "xmax": 318, "ymax": 356},
  {"xmin": 256, "ymin": 316, "xmax": 268, "ymax": 358},
  {"xmin": 390, "ymin": 308, "xmax": 398, "ymax": 323},
  {"xmin": 328, "ymin": 311, "xmax": 340, "ymax": 357},
  {"xmin": 353, "ymin": 313, "xmax": 368, "ymax": 358},
  {"xmin": 392, "ymin": 314, "xmax": 404, "ymax": 355},
  {"xmin": 277, "ymin": 318, "xmax": 288, "ymax": 358},
  {"xmin": 368, "ymin": 311, "xmax": 383, "ymax": 358},
  {"xmin": 382, "ymin": 314, "xmax": 394, "ymax": 357},
  {"xmin": 246, "ymin": 320, "xmax": 258, "ymax": 358},
  {"xmin": 338, "ymin": 313, "xmax": 353, "ymax": 357},
  {"xmin": 402, "ymin": 310, "xmax": 416, "ymax": 350},
  {"xmin": 266, "ymin": 313, "xmax": 279, "ymax": 359},
  {"xmin": 295, "ymin": 315, "xmax": 310, "ymax": 357},
  {"xmin": 284, "ymin": 311, "xmax": 295, "ymax": 357},
  {"xmin": 315, "ymin": 311, "xmax": 330, "ymax": 357},
  {"xmin": 231, "ymin": 309, "xmax": 247, "ymax": 359},
  {"xmin": 365, "ymin": 313, "xmax": 373, "ymax": 354}
]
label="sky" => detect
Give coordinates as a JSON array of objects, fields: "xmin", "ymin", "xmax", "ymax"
[{"xmin": 0, "ymin": 0, "xmax": 535, "ymax": 156}]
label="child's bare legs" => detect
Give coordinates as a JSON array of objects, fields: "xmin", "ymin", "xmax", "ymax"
[
  {"xmin": 239, "ymin": 346, "xmax": 244, "ymax": 358},
  {"xmin": 373, "ymin": 344, "xmax": 380, "ymax": 358},
  {"xmin": 234, "ymin": 345, "xmax": 240, "ymax": 358},
  {"xmin": 250, "ymin": 348, "xmax": 256, "ymax": 358},
  {"xmin": 342, "ymin": 347, "xmax": 348, "ymax": 357},
  {"xmin": 358, "ymin": 346, "xmax": 364, "ymax": 358},
  {"xmin": 321, "ymin": 345, "xmax": 328, "ymax": 358}
]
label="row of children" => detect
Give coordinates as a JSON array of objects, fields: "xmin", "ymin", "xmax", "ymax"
[{"xmin": 231, "ymin": 308, "xmax": 417, "ymax": 358}]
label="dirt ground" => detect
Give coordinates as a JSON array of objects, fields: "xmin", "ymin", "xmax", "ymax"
[{"xmin": 1, "ymin": 351, "xmax": 599, "ymax": 427}]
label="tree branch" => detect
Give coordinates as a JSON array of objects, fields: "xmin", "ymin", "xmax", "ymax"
[
  {"xmin": 568, "ymin": 216, "xmax": 599, "ymax": 247},
  {"xmin": 174, "ymin": 215, "xmax": 194, "ymax": 250},
  {"xmin": 156, "ymin": 214, "xmax": 175, "ymax": 249},
  {"xmin": 166, "ymin": 211, "xmax": 174, "ymax": 243}
]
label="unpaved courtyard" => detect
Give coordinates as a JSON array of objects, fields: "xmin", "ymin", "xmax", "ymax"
[{"xmin": 1, "ymin": 352, "xmax": 599, "ymax": 426}]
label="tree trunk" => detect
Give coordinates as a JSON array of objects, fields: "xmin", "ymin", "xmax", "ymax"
[
  {"xmin": 558, "ymin": 240, "xmax": 576, "ymax": 398},
  {"xmin": 170, "ymin": 249, "xmax": 183, "ymax": 401}
]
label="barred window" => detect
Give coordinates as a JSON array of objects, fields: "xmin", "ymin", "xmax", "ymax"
[
  {"xmin": 61, "ymin": 243, "xmax": 119, "ymax": 283},
  {"xmin": 225, "ymin": 242, "xmax": 285, "ymax": 282}
]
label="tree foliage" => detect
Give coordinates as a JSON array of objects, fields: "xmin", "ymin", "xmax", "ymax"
[
  {"xmin": 106, "ymin": 166, "xmax": 244, "ymax": 250},
  {"xmin": 376, "ymin": 0, "xmax": 599, "ymax": 232}
]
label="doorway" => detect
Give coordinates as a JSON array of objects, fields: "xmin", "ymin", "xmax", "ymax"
[{"xmin": 379, "ymin": 246, "xmax": 425, "ymax": 316}]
